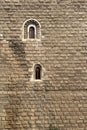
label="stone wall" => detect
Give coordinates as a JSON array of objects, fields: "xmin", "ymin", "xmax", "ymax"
[{"xmin": 0, "ymin": 0, "xmax": 87, "ymax": 129}]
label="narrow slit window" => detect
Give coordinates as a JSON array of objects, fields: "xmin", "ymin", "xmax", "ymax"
[
  {"xmin": 35, "ymin": 65, "xmax": 41, "ymax": 80},
  {"xmin": 29, "ymin": 26, "xmax": 35, "ymax": 38}
]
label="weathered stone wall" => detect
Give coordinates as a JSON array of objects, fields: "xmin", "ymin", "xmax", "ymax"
[{"xmin": 0, "ymin": 0, "xmax": 87, "ymax": 129}]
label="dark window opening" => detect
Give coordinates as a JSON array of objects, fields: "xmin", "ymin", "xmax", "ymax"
[
  {"xmin": 29, "ymin": 26, "xmax": 35, "ymax": 38},
  {"xmin": 35, "ymin": 65, "xmax": 41, "ymax": 80}
]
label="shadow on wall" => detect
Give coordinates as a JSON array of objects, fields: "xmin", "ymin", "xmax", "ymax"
[
  {"xmin": 9, "ymin": 41, "xmax": 28, "ymax": 71},
  {"xmin": 3, "ymin": 41, "xmax": 29, "ymax": 129}
]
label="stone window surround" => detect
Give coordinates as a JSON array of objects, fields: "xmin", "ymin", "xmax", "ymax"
[
  {"xmin": 30, "ymin": 63, "xmax": 44, "ymax": 82},
  {"xmin": 22, "ymin": 19, "xmax": 41, "ymax": 41}
]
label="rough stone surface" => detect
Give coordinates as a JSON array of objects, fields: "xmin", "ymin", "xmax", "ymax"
[{"xmin": 0, "ymin": 0, "xmax": 87, "ymax": 129}]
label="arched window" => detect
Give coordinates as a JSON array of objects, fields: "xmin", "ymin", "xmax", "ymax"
[
  {"xmin": 35, "ymin": 64, "xmax": 41, "ymax": 80},
  {"xmin": 23, "ymin": 19, "xmax": 41, "ymax": 40},
  {"xmin": 29, "ymin": 26, "xmax": 35, "ymax": 38}
]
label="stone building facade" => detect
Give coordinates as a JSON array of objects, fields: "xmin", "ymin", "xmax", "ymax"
[{"xmin": 0, "ymin": 0, "xmax": 87, "ymax": 129}]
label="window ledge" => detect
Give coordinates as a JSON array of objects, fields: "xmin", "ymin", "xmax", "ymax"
[
  {"xmin": 22, "ymin": 38, "xmax": 41, "ymax": 42},
  {"xmin": 30, "ymin": 79, "xmax": 43, "ymax": 82}
]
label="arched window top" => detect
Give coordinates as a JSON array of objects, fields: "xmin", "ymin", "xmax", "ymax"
[
  {"xmin": 22, "ymin": 19, "xmax": 41, "ymax": 40},
  {"xmin": 23, "ymin": 19, "xmax": 41, "ymax": 28},
  {"xmin": 34, "ymin": 64, "xmax": 42, "ymax": 80}
]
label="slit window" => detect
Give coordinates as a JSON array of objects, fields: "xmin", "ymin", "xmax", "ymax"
[
  {"xmin": 29, "ymin": 26, "xmax": 35, "ymax": 38},
  {"xmin": 35, "ymin": 65, "xmax": 41, "ymax": 80}
]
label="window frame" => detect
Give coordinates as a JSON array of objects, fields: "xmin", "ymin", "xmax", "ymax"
[
  {"xmin": 34, "ymin": 64, "xmax": 42, "ymax": 81},
  {"xmin": 22, "ymin": 19, "xmax": 41, "ymax": 41},
  {"xmin": 28, "ymin": 24, "xmax": 36, "ymax": 39}
]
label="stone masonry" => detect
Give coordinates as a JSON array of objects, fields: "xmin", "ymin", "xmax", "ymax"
[{"xmin": 0, "ymin": 0, "xmax": 87, "ymax": 129}]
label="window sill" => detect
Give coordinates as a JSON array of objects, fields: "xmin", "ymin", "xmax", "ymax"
[
  {"xmin": 30, "ymin": 79, "xmax": 43, "ymax": 82},
  {"xmin": 22, "ymin": 38, "xmax": 41, "ymax": 42}
]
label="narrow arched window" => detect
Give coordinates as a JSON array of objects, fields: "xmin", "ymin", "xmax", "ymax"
[
  {"xmin": 29, "ymin": 26, "xmax": 35, "ymax": 38},
  {"xmin": 35, "ymin": 64, "xmax": 41, "ymax": 80}
]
